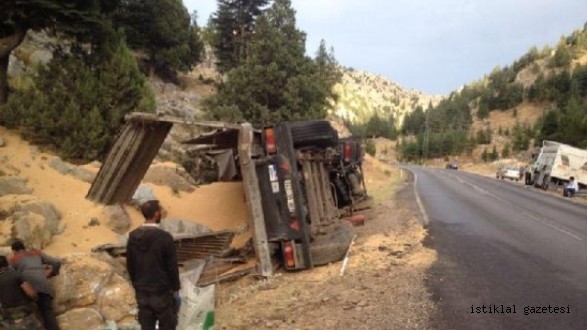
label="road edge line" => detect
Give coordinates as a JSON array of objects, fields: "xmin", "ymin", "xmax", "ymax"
[{"xmin": 403, "ymin": 167, "xmax": 430, "ymax": 227}]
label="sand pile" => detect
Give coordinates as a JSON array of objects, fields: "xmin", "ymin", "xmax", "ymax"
[{"xmin": 0, "ymin": 127, "xmax": 251, "ymax": 256}]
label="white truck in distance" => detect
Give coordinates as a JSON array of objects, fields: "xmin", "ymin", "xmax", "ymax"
[{"xmin": 525, "ymin": 140, "xmax": 587, "ymax": 190}]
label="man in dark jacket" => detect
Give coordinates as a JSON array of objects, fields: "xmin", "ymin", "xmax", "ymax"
[
  {"xmin": 0, "ymin": 255, "xmax": 43, "ymax": 329},
  {"xmin": 10, "ymin": 240, "xmax": 61, "ymax": 330},
  {"xmin": 127, "ymin": 200, "xmax": 180, "ymax": 330}
]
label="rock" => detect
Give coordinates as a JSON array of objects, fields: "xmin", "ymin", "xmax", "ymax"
[
  {"xmin": 49, "ymin": 158, "xmax": 96, "ymax": 183},
  {"xmin": 0, "ymin": 246, "xmax": 11, "ymax": 257},
  {"xmin": 56, "ymin": 308, "xmax": 105, "ymax": 330},
  {"xmin": 0, "ymin": 177, "xmax": 33, "ymax": 196},
  {"xmin": 29, "ymin": 49, "xmax": 53, "ymax": 66},
  {"xmin": 0, "ymin": 195, "xmax": 61, "ymax": 248},
  {"xmin": 49, "ymin": 158, "xmax": 70, "ymax": 175},
  {"xmin": 143, "ymin": 166, "xmax": 195, "ymax": 193},
  {"xmin": 0, "ymin": 137, "xmax": 5, "ymax": 147},
  {"xmin": 53, "ymin": 254, "xmax": 115, "ymax": 313},
  {"xmin": 160, "ymin": 219, "xmax": 212, "ymax": 236},
  {"xmin": 15, "ymin": 198, "xmax": 61, "ymax": 229},
  {"xmin": 8, "ymin": 54, "xmax": 26, "ymax": 77},
  {"xmin": 131, "ymin": 185, "xmax": 157, "ymax": 208},
  {"xmin": 70, "ymin": 167, "xmax": 97, "ymax": 183},
  {"xmin": 97, "ymin": 273, "xmax": 136, "ymax": 322},
  {"xmin": 103, "ymin": 204, "xmax": 131, "ymax": 234},
  {"xmin": 11, "ymin": 212, "xmax": 55, "ymax": 248}
]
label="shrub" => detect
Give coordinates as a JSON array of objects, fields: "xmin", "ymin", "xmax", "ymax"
[
  {"xmin": 365, "ymin": 139, "xmax": 376, "ymax": 157},
  {"xmin": 0, "ymin": 36, "xmax": 154, "ymax": 161}
]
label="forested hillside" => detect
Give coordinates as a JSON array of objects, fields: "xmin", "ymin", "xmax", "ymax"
[
  {"xmin": 0, "ymin": 0, "xmax": 342, "ymax": 162},
  {"xmin": 399, "ymin": 23, "xmax": 587, "ymax": 161},
  {"xmin": 0, "ymin": 0, "xmax": 203, "ymax": 161},
  {"xmin": 333, "ymin": 68, "xmax": 441, "ymax": 140}
]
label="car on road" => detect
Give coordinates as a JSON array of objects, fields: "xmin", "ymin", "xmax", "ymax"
[
  {"xmin": 445, "ymin": 161, "xmax": 459, "ymax": 170},
  {"xmin": 497, "ymin": 166, "xmax": 520, "ymax": 181}
]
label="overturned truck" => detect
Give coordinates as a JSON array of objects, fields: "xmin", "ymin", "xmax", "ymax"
[{"xmin": 87, "ymin": 113, "xmax": 370, "ymax": 276}]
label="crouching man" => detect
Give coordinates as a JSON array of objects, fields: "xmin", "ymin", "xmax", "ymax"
[
  {"xmin": 563, "ymin": 176, "xmax": 579, "ymax": 197},
  {"xmin": 0, "ymin": 255, "xmax": 44, "ymax": 329}
]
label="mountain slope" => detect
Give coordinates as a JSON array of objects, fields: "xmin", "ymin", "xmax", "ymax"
[{"xmin": 331, "ymin": 67, "xmax": 442, "ymax": 125}]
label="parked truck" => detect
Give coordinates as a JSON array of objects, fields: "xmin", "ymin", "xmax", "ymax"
[
  {"xmin": 524, "ymin": 140, "xmax": 587, "ymax": 190},
  {"xmin": 87, "ymin": 114, "xmax": 369, "ymax": 275}
]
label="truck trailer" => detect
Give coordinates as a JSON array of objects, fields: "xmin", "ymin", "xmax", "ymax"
[{"xmin": 524, "ymin": 140, "xmax": 587, "ymax": 190}]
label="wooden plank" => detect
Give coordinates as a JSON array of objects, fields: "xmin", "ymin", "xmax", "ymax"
[
  {"xmin": 311, "ymin": 161, "xmax": 326, "ymax": 222},
  {"xmin": 319, "ymin": 162, "xmax": 338, "ymax": 222},
  {"xmin": 238, "ymin": 123, "xmax": 273, "ymax": 277},
  {"xmin": 301, "ymin": 159, "xmax": 320, "ymax": 236}
]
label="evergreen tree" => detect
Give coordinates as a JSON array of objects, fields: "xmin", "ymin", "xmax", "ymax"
[
  {"xmin": 211, "ymin": 0, "xmax": 270, "ymax": 72},
  {"xmin": 490, "ymin": 145, "xmax": 499, "ymax": 161},
  {"xmin": 481, "ymin": 147, "xmax": 489, "ymax": 162},
  {"xmin": 512, "ymin": 122, "xmax": 530, "ymax": 151},
  {"xmin": 502, "ymin": 142, "xmax": 511, "ymax": 158},
  {"xmin": 0, "ymin": 0, "xmax": 111, "ymax": 104},
  {"xmin": 205, "ymin": 0, "xmax": 340, "ymax": 126},
  {"xmin": 0, "ymin": 31, "xmax": 154, "ymax": 161},
  {"xmin": 115, "ymin": 0, "xmax": 203, "ymax": 76}
]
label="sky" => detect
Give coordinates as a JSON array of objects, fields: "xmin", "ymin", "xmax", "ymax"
[{"xmin": 184, "ymin": 0, "xmax": 587, "ymax": 96}]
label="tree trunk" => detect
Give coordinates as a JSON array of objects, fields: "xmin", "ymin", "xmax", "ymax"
[
  {"xmin": 0, "ymin": 55, "xmax": 8, "ymax": 104},
  {"xmin": 0, "ymin": 27, "xmax": 28, "ymax": 105}
]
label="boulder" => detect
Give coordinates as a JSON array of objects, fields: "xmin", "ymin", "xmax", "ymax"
[
  {"xmin": 0, "ymin": 177, "xmax": 33, "ymax": 196},
  {"xmin": 97, "ymin": 273, "xmax": 136, "ymax": 322},
  {"xmin": 56, "ymin": 307, "xmax": 105, "ymax": 330},
  {"xmin": 0, "ymin": 246, "xmax": 11, "ymax": 257},
  {"xmin": 53, "ymin": 254, "xmax": 114, "ymax": 313},
  {"xmin": 49, "ymin": 158, "xmax": 96, "ymax": 183},
  {"xmin": 0, "ymin": 195, "xmax": 61, "ymax": 248},
  {"xmin": 131, "ymin": 185, "xmax": 157, "ymax": 208},
  {"xmin": 29, "ymin": 49, "xmax": 53, "ymax": 66},
  {"xmin": 52, "ymin": 254, "xmax": 139, "ymax": 329},
  {"xmin": 11, "ymin": 212, "xmax": 55, "ymax": 249},
  {"xmin": 143, "ymin": 166, "xmax": 195, "ymax": 193},
  {"xmin": 103, "ymin": 204, "xmax": 131, "ymax": 234}
]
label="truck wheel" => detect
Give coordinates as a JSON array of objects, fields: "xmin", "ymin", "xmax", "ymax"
[
  {"xmin": 541, "ymin": 176, "xmax": 550, "ymax": 190},
  {"xmin": 290, "ymin": 121, "xmax": 338, "ymax": 148},
  {"xmin": 310, "ymin": 221, "xmax": 354, "ymax": 266},
  {"xmin": 524, "ymin": 173, "xmax": 532, "ymax": 185}
]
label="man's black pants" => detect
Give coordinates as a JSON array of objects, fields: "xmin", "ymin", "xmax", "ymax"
[
  {"xmin": 136, "ymin": 291, "xmax": 178, "ymax": 330},
  {"xmin": 38, "ymin": 292, "xmax": 60, "ymax": 330}
]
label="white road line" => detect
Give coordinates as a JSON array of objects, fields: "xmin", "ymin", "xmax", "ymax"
[
  {"xmin": 411, "ymin": 169, "xmax": 430, "ymax": 226},
  {"xmin": 523, "ymin": 211, "xmax": 583, "ymax": 241},
  {"xmin": 449, "ymin": 172, "xmax": 583, "ymax": 242}
]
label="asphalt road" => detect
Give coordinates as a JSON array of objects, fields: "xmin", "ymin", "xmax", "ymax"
[{"xmin": 408, "ymin": 167, "xmax": 587, "ymax": 330}]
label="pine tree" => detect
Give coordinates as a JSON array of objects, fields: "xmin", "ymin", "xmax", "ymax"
[
  {"xmin": 0, "ymin": 30, "xmax": 154, "ymax": 161},
  {"xmin": 490, "ymin": 145, "xmax": 499, "ymax": 161},
  {"xmin": 205, "ymin": 0, "xmax": 340, "ymax": 126},
  {"xmin": 481, "ymin": 148, "xmax": 489, "ymax": 162},
  {"xmin": 115, "ymin": 0, "xmax": 204, "ymax": 76},
  {"xmin": 211, "ymin": 0, "xmax": 270, "ymax": 73},
  {"xmin": 0, "ymin": 0, "xmax": 109, "ymax": 104},
  {"xmin": 502, "ymin": 142, "xmax": 511, "ymax": 158}
]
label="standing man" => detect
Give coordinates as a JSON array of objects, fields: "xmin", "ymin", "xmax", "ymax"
[
  {"xmin": 10, "ymin": 240, "xmax": 61, "ymax": 330},
  {"xmin": 563, "ymin": 176, "xmax": 579, "ymax": 197},
  {"xmin": 0, "ymin": 255, "xmax": 43, "ymax": 329},
  {"xmin": 127, "ymin": 200, "xmax": 180, "ymax": 330}
]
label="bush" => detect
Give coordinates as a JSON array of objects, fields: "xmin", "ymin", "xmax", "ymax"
[
  {"xmin": 0, "ymin": 36, "xmax": 154, "ymax": 161},
  {"xmin": 365, "ymin": 139, "xmax": 376, "ymax": 157}
]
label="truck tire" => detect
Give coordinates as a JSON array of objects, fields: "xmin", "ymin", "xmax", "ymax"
[
  {"xmin": 541, "ymin": 175, "xmax": 550, "ymax": 190},
  {"xmin": 524, "ymin": 173, "xmax": 532, "ymax": 185},
  {"xmin": 290, "ymin": 121, "xmax": 338, "ymax": 148},
  {"xmin": 310, "ymin": 221, "xmax": 354, "ymax": 266}
]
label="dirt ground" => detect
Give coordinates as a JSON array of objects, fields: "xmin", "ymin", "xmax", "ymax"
[{"xmin": 214, "ymin": 165, "xmax": 437, "ymax": 330}]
